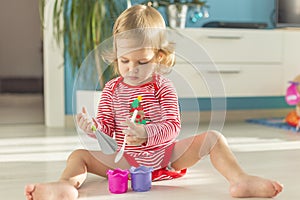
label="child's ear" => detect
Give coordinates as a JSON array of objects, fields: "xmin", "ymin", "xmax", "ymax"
[{"xmin": 157, "ymin": 51, "xmax": 164, "ymax": 62}]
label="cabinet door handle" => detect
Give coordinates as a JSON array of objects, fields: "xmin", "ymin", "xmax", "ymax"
[
  {"xmin": 207, "ymin": 68, "xmax": 241, "ymax": 74},
  {"xmin": 206, "ymin": 35, "xmax": 243, "ymax": 40}
]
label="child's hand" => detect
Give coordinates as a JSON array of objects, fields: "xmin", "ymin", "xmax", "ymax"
[
  {"xmin": 121, "ymin": 119, "xmax": 147, "ymax": 146},
  {"xmin": 76, "ymin": 107, "xmax": 96, "ymax": 136}
]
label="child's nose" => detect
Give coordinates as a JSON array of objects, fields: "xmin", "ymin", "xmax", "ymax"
[{"xmin": 128, "ymin": 64, "xmax": 139, "ymax": 72}]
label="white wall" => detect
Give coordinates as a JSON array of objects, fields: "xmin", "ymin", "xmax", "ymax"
[
  {"xmin": 0, "ymin": 0, "xmax": 43, "ymax": 78},
  {"xmin": 282, "ymin": 31, "xmax": 300, "ymax": 83},
  {"xmin": 43, "ymin": 0, "xmax": 65, "ymax": 127}
]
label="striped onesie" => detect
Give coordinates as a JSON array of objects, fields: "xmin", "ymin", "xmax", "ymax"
[{"xmin": 96, "ymin": 73, "xmax": 186, "ymax": 180}]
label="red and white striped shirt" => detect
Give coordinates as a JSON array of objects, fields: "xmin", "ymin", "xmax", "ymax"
[{"xmin": 96, "ymin": 73, "xmax": 181, "ymax": 170}]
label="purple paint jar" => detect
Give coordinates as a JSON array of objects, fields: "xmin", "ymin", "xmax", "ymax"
[
  {"xmin": 107, "ymin": 168, "xmax": 129, "ymax": 194},
  {"xmin": 129, "ymin": 166, "xmax": 153, "ymax": 192}
]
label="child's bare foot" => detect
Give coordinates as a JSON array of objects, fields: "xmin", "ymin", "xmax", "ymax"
[
  {"xmin": 24, "ymin": 181, "xmax": 78, "ymax": 200},
  {"xmin": 230, "ymin": 174, "xmax": 283, "ymax": 198}
]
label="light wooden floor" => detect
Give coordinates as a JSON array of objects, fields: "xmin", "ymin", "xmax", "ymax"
[
  {"xmin": 0, "ymin": 122, "xmax": 300, "ymax": 200},
  {"xmin": 0, "ymin": 94, "xmax": 44, "ymax": 125},
  {"xmin": 0, "ymin": 94, "xmax": 300, "ymax": 199}
]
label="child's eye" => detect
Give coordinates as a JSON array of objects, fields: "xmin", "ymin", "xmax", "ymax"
[
  {"xmin": 121, "ymin": 60, "xmax": 129, "ymax": 64},
  {"xmin": 139, "ymin": 61, "xmax": 150, "ymax": 65}
]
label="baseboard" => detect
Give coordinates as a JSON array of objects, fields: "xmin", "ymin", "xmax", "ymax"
[
  {"xmin": 65, "ymin": 108, "xmax": 291, "ymax": 128},
  {"xmin": 0, "ymin": 77, "xmax": 43, "ymax": 93},
  {"xmin": 65, "ymin": 115, "xmax": 75, "ymax": 128}
]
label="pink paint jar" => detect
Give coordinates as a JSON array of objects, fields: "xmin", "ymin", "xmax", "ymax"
[{"xmin": 107, "ymin": 168, "xmax": 129, "ymax": 194}]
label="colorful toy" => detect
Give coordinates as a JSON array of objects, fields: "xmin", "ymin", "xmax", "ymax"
[
  {"xmin": 129, "ymin": 166, "xmax": 153, "ymax": 192},
  {"xmin": 114, "ymin": 96, "xmax": 141, "ymax": 163},
  {"xmin": 285, "ymin": 81, "xmax": 300, "ymax": 105},
  {"xmin": 87, "ymin": 105, "xmax": 117, "ymax": 154},
  {"xmin": 285, "ymin": 75, "xmax": 300, "ymax": 131},
  {"xmin": 107, "ymin": 168, "xmax": 129, "ymax": 194},
  {"xmin": 92, "ymin": 125, "xmax": 118, "ymax": 155},
  {"xmin": 129, "ymin": 95, "xmax": 149, "ymax": 124}
]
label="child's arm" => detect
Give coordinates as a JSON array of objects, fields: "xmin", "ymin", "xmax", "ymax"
[
  {"xmin": 144, "ymin": 80, "xmax": 181, "ymax": 146},
  {"xmin": 76, "ymin": 107, "xmax": 95, "ymax": 136},
  {"xmin": 95, "ymin": 81, "xmax": 115, "ymax": 137},
  {"xmin": 121, "ymin": 118, "xmax": 148, "ymax": 145}
]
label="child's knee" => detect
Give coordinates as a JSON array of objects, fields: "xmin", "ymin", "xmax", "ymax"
[
  {"xmin": 207, "ymin": 130, "xmax": 229, "ymax": 149},
  {"xmin": 67, "ymin": 149, "xmax": 89, "ymax": 162},
  {"xmin": 208, "ymin": 130, "xmax": 226, "ymax": 141},
  {"xmin": 197, "ymin": 130, "xmax": 226, "ymax": 157}
]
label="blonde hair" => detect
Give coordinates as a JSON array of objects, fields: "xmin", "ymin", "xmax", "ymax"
[{"xmin": 106, "ymin": 4, "xmax": 175, "ymax": 75}]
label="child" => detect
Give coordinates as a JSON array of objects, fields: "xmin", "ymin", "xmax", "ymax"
[{"xmin": 25, "ymin": 4, "xmax": 283, "ymax": 200}]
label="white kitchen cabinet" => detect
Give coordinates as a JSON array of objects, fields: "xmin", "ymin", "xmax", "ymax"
[
  {"xmin": 172, "ymin": 28, "xmax": 289, "ymax": 98},
  {"xmin": 282, "ymin": 30, "xmax": 300, "ymax": 86}
]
